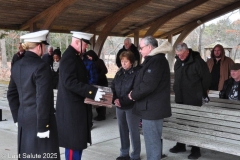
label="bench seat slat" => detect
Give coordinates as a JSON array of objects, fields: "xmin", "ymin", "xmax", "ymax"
[
  {"xmin": 205, "ymin": 102, "xmax": 240, "ymax": 110},
  {"xmin": 162, "ymin": 130, "xmax": 240, "ymax": 156},
  {"xmin": 163, "ymin": 127, "xmax": 240, "ymax": 146},
  {"xmin": 163, "ymin": 121, "xmax": 240, "ymax": 141},
  {"xmin": 171, "ymin": 113, "xmax": 240, "ymax": 129},
  {"xmin": 172, "ymin": 107, "xmax": 240, "ymax": 123},
  {"xmin": 172, "ymin": 103, "xmax": 240, "ymax": 116},
  {"xmin": 165, "ymin": 117, "xmax": 240, "ymax": 135}
]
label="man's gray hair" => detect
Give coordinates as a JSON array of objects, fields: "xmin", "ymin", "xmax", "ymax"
[
  {"xmin": 175, "ymin": 43, "xmax": 188, "ymax": 52},
  {"xmin": 142, "ymin": 36, "xmax": 158, "ymax": 48},
  {"xmin": 48, "ymin": 46, "xmax": 53, "ymax": 50},
  {"xmin": 124, "ymin": 37, "xmax": 132, "ymax": 43}
]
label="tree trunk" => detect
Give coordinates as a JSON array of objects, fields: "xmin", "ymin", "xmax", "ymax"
[
  {"xmin": 66, "ymin": 36, "xmax": 69, "ymax": 47},
  {"xmin": 0, "ymin": 39, "xmax": 8, "ymax": 68},
  {"xmin": 198, "ymin": 24, "xmax": 205, "ymax": 59}
]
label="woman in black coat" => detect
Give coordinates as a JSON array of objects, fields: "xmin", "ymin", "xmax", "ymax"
[
  {"xmin": 85, "ymin": 50, "xmax": 108, "ymax": 121},
  {"xmin": 7, "ymin": 30, "xmax": 60, "ymax": 160},
  {"xmin": 111, "ymin": 51, "xmax": 141, "ymax": 160},
  {"xmin": 52, "ymin": 49, "xmax": 61, "ymax": 89}
]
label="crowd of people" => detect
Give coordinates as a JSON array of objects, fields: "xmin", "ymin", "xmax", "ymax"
[{"xmin": 7, "ymin": 29, "xmax": 238, "ymax": 160}]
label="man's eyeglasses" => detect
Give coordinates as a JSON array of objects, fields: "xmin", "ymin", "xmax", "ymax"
[{"xmin": 139, "ymin": 45, "xmax": 148, "ymax": 50}]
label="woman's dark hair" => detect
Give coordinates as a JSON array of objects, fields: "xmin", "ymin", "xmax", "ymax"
[
  {"xmin": 85, "ymin": 50, "xmax": 99, "ymax": 61},
  {"xmin": 119, "ymin": 51, "xmax": 135, "ymax": 64},
  {"xmin": 53, "ymin": 48, "xmax": 61, "ymax": 58}
]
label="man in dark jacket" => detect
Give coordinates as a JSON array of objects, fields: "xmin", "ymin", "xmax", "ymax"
[
  {"xmin": 116, "ymin": 38, "xmax": 141, "ymax": 68},
  {"xmin": 42, "ymin": 45, "xmax": 54, "ymax": 67},
  {"xmin": 56, "ymin": 31, "xmax": 105, "ymax": 160},
  {"xmin": 7, "ymin": 30, "xmax": 60, "ymax": 159},
  {"xmin": 128, "ymin": 37, "xmax": 172, "ymax": 160},
  {"xmin": 219, "ymin": 63, "xmax": 240, "ymax": 100},
  {"xmin": 11, "ymin": 42, "xmax": 25, "ymax": 67},
  {"xmin": 170, "ymin": 42, "xmax": 211, "ymax": 159}
]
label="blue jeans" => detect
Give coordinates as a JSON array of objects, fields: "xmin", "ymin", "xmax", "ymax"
[{"xmin": 142, "ymin": 119, "xmax": 163, "ymax": 160}]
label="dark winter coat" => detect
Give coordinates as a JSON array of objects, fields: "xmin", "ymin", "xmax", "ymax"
[
  {"xmin": 131, "ymin": 42, "xmax": 172, "ymax": 120},
  {"xmin": 219, "ymin": 78, "xmax": 240, "ymax": 100},
  {"xmin": 85, "ymin": 50, "xmax": 108, "ymax": 87},
  {"xmin": 207, "ymin": 50, "xmax": 234, "ymax": 91},
  {"xmin": 7, "ymin": 51, "xmax": 60, "ymax": 159},
  {"xmin": 56, "ymin": 45, "xmax": 98, "ymax": 150},
  {"xmin": 11, "ymin": 51, "xmax": 25, "ymax": 67},
  {"xmin": 116, "ymin": 44, "xmax": 140, "ymax": 68},
  {"xmin": 42, "ymin": 53, "xmax": 53, "ymax": 67},
  {"xmin": 173, "ymin": 49, "xmax": 211, "ymax": 106},
  {"xmin": 111, "ymin": 66, "xmax": 140, "ymax": 110}
]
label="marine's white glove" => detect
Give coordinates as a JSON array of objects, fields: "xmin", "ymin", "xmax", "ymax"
[
  {"xmin": 37, "ymin": 130, "xmax": 50, "ymax": 138},
  {"xmin": 94, "ymin": 89, "xmax": 106, "ymax": 101},
  {"xmin": 15, "ymin": 122, "xmax": 18, "ymax": 127}
]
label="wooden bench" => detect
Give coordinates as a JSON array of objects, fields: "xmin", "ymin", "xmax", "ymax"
[
  {"xmin": 0, "ymin": 84, "xmax": 9, "ymax": 121},
  {"xmin": 162, "ymin": 95, "xmax": 240, "ymax": 156}
]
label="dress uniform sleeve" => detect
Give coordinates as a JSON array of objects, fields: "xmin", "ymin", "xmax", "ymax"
[
  {"xmin": 7, "ymin": 76, "xmax": 19, "ymax": 123},
  {"xmin": 35, "ymin": 63, "xmax": 53, "ymax": 132},
  {"xmin": 60, "ymin": 54, "xmax": 98, "ymax": 100}
]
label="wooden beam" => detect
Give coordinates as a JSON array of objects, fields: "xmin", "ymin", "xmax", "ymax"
[
  {"xmin": 41, "ymin": 0, "xmax": 76, "ymax": 29},
  {"xmin": 30, "ymin": 23, "xmax": 37, "ymax": 32},
  {"xmin": 134, "ymin": 31, "xmax": 139, "ymax": 47},
  {"xmin": 94, "ymin": 0, "xmax": 151, "ymax": 56},
  {"xmin": 20, "ymin": 0, "xmax": 75, "ymax": 30},
  {"xmin": 144, "ymin": 0, "xmax": 208, "ymax": 36}
]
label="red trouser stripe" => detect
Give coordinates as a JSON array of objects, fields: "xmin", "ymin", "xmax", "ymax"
[{"xmin": 69, "ymin": 149, "xmax": 73, "ymax": 160}]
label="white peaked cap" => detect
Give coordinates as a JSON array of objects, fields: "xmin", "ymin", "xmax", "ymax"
[
  {"xmin": 20, "ymin": 30, "xmax": 49, "ymax": 45},
  {"xmin": 71, "ymin": 31, "xmax": 93, "ymax": 44}
]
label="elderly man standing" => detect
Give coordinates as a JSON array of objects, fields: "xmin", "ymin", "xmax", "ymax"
[
  {"xmin": 116, "ymin": 38, "xmax": 140, "ymax": 68},
  {"xmin": 56, "ymin": 31, "xmax": 105, "ymax": 160},
  {"xmin": 207, "ymin": 44, "xmax": 234, "ymax": 91},
  {"xmin": 170, "ymin": 43, "xmax": 211, "ymax": 159},
  {"xmin": 128, "ymin": 36, "xmax": 172, "ymax": 160},
  {"xmin": 42, "ymin": 45, "xmax": 54, "ymax": 67}
]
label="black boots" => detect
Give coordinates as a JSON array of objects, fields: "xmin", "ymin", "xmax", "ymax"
[
  {"xmin": 188, "ymin": 147, "xmax": 201, "ymax": 159},
  {"xmin": 169, "ymin": 143, "xmax": 201, "ymax": 159},
  {"xmin": 169, "ymin": 143, "xmax": 186, "ymax": 153}
]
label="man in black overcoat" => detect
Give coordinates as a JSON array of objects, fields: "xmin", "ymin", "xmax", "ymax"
[
  {"xmin": 42, "ymin": 45, "xmax": 54, "ymax": 67},
  {"xmin": 128, "ymin": 37, "xmax": 172, "ymax": 160},
  {"xmin": 116, "ymin": 38, "xmax": 141, "ymax": 68},
  {"xmin": 7, "ymin": 30, "xmax": 60, "ymax": 160},
  {"xmin": 169, "ymin": 42, "xmax": 211, "ymax": 159},
  {"xmin": 56, "ymin": 31, "xmax": 105, "ymax": 160}
]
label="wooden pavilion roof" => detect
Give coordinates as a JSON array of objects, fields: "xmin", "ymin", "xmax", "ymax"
[{"xmin": 0, "ymin": 0, "xmax": 239, "ymax": 54}]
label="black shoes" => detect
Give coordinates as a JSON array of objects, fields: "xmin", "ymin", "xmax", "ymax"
[
  {"xmin": 169, "ymin": 145, "xmax": 186, "ymax": 153},
  {"xmin": 93, "ymin": 116, "xmax": 106, "ymax": 121},
  {"xmin": 188, "ymin": 151, "xmax": 201, "ymax": 159},
  {"xmin": 116, "ymin": 155, "xmax": 130, "ymax": 160}
]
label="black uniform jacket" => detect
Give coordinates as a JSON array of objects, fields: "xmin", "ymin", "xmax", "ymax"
[
  {"xmin": 173, "ymin": 49, "xmax": 211, "ymax": 106},
  {"xmin": 131, "ymin": 45, "xmax": 172, "ymax": 120},
  {"xmin": 56, "ymin": 45, "xmax": 98, "ymax": 150},
  {"xmin": 7, "ymin": 51, "xmax": 60, "ymax": 159}
]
